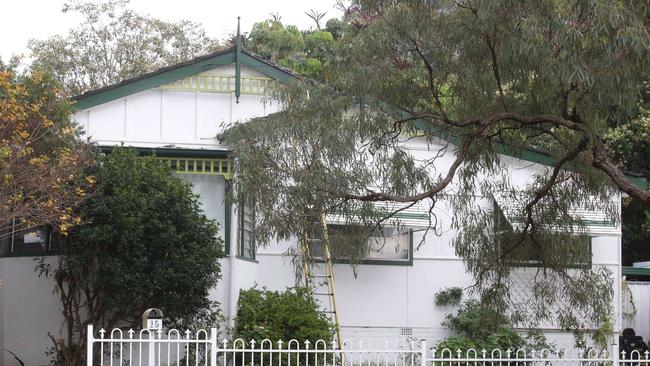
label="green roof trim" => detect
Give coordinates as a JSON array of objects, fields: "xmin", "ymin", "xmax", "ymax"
[
  {"xmin": 410, "ymin": 119, "xmax": 648, "ymax": 189},
  {"xmin": 73, "ymin": 47, "xmax": 296, "ymax": 111},
  {"xmin": 495, "ymin": 143, "xmax": 647, "ymax": 189},
  {"xmin": 623, "ymin": 266, "xmax": 650, "ymax": 277},
  {"xmin": 98, "ymin": 145, "xmax": 230, "ymax": 159}
]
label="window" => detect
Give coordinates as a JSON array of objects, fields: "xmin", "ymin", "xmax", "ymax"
[
  {"xmin": 499, "ymin": 234, "xmax": 591, "ymax": 268},
  {"xmin": 495, "ymin": 203, "xmax": 591, "ymax": 268},
  {"xmin": 0, "ymin": 220, "xmax": 54, "ymax": 257},
  {"xmin": 237, "ymin": 204, "xmax": 255, "ymax": 260},
  {"xmin": 308, "ymin": 224, "xmax": 412, "ymax": 265}
]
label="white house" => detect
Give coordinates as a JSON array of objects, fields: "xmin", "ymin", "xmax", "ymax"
[{"xmin": 0, "ymin": 44, "xmax": 645, "ymax": 366}]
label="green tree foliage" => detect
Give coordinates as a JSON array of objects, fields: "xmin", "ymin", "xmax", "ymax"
[
  {"xmin": 0, "ymin": 67, "xmax": 93, "ymax": 236},
  {"xmin": 246, "ymin": 17, "xmax": 349, "ymax": 80},
  {"xmin": 436, "ymin": 299, "xmax": 554, "ymax": 355},
  {"xmin": 38, "ymin": 148, "xmax": 223, "ymax": 366},
  {"xmin": 434, "ymin": 287, "xmax": 554, "ymax": 353},
  {"xmin": 28, "ymin": 0, "xmax": 221, "ymax": 96},
  {"xmin": 606, "ymin": 114, "xmax": 650, "ymax": 265},
  {"xmin": 434, "ymin": 287, "xmax": 463, "ymax": 307},
  {"xmin": 223, "ymin": 0, "xmax": 650, "ymax": 337},
  {"xmin": 247, "ymin": 20, "xmax": 305, "ymax": 62}
]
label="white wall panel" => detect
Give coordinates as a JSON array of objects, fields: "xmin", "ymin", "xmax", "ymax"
[
  {"xmin": 624, "ymin": 282, "xmax": 650, "ymax": 338},
  {"xmin": 73, "ymin": 110, "xmax": 89, "ymax": 135},
  {"xmin": 126, "ymin": 90, "xmax": 162, "ymax": 140},
  {"xmin": 197, "ymin": 92, "xmax": 231, "ymax": 140},
  {"xmin": 407, "ymin": 259, "xmax": 472, "ymax": 329},
  {"xmin": 1, "ymin": 257, "xmax": 62, "ymax": 366},
  {"xmin": 205, "ymin": 65, "xmax": 268, "ymax": 78},
  {"xmin": 162, "ymin": 90, "xmax": 196, "ymax": 141},
  {"xmin": 592, "ymin": 236, "xmax": 619, "ymax": 264},
  {"xmin": 231, "ymin": 95, "xmax": 267, "ymax": 124},
  {"xmin": 87, "ymin": 99, "xmax": 126, "ymax": 140},
  {"xmin": 330, "ymin": 264, "xmax": 409, "ymax": 327}
]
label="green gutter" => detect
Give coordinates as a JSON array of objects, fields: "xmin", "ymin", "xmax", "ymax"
[
  {"xmin": 623, "ymin": 266, "xmax": 650, "ymax": 277},
  {"xmin": 98, "ymin": 145, "xmax": 230, "ymax": 159}
]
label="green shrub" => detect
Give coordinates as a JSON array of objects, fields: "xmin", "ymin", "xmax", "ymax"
[
  {"xmin": 435, "ymin": 294, "xmax": 554, "ymax": 361},
  {"xmin": 434, "ymin": 287, "xmax": 463, "ymax": 307},
  {"xmin": 233, "ymin": 286, "xmax": 334, "ymax": 365},
  {"xmin": 235, "ymin": 286, "xmax": 333, "ymax": 343}
]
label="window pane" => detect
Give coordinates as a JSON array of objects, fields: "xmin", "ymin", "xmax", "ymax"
[
  {"xmin": 239, "ymin": 205, "xmax": 255, "ymax": 259},
  {"xmin": 13, "ymin": 226, "xmax": 49, "ymax": 254},
  {"xmin": 366, "ymin": 227, "xmax": 409, "ymax": 260},
  {"xmin": 309, "ymin": 224, "xmax": 410, "ymax": 262}
]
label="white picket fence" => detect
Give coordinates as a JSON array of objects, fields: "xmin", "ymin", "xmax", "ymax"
[{"xmin": 87, "ymin": 325, "xmax": 650, "ymax": 366}]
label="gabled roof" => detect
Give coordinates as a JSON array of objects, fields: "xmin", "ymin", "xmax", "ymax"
[
  {"xmin": 73, "ymin": 46, "xmax": 300, "ymax": 110},
  {"xmin": 72, "ymin": 47, "xmax": 647, "ymax": 189}
]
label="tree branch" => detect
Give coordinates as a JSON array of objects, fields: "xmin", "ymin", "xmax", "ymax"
[
  {"xmin": 592, "ymin": 138, "xmax": 650, "ymax": 204},
  {"xmin": 485, "ymin": 31, "xmax": 508, "ymax": 112}
]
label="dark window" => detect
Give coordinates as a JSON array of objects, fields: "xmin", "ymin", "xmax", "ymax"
[
  {"xmin": 0, "ymin": 220, "xmax": 54, "ymax": 257},
  {"xmin": 495, "ymin": 203, "xmax": 591, "ymax": 268},
  {"xmin": 238, "ymin": 205, "xmax": 255, "ymax": 260}
]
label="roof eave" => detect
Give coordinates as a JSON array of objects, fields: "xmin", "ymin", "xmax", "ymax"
[{"xmin": 73, "ymin": 47, "xmax": 297, "ymax": 111}]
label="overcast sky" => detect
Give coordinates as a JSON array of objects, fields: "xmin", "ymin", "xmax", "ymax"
[{"xmin": 1, "ymin": 0, "xmax": 341, "ymax": 62}]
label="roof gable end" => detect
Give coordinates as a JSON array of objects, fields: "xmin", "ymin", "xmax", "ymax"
[{"xmin": 73, "ymin": 47, "xmax": 297, "ymax": 110}]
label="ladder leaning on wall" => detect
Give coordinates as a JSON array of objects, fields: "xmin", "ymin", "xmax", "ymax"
[{"xmin": 301, "ymin": 212, "xmax": 344, "ymax": 355}]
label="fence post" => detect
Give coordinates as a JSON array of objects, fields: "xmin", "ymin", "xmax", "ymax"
[
  {"xmin": 612, "ymin": 338, "xmax": 620, "ymax": 365},
  {"xmin": 87, "ymin": 324, "xmax": 93, "ymax": 366},
  {"xmin": 420, "ymin": 339, "xmax": 427, "ymax": 366},
  {"xmin": 148, "ymin": 330, "xmax": 155, "ymax": 366},
  {"xmin": 210, "ymin": 328, "xmax": 217, "ymax": 366}
]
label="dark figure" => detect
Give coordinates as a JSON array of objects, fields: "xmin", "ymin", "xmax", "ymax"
[{"xmin": 620, "ymin": 328, "xmax": 649, "ymax": 363}]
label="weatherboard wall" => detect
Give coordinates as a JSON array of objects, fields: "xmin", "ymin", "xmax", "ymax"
[
  {"xmin": 249, "ymin": 136, "xmax": 623, "ymax": 347},
  {"xmin": 72, "ymin": 65, "xmax": 278, "ymax": 150}
]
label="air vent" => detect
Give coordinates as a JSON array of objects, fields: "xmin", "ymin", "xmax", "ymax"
[{"xmin": 400, "ymin": 328, "xmax": 413, "ymax": 336}]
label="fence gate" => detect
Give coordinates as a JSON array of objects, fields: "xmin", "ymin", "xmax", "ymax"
[{"xmin": 88, "ymin": 324, "xmax": 650, "ymax": 366}]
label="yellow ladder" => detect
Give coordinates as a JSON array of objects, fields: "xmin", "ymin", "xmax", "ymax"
[{"xmin": 301, "ymin": 213, "xmax": 344, "ymax": 358}]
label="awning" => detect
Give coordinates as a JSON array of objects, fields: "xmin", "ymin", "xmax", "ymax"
[{"xmin": 326, "ymin": 200, "xmax": 432, "ymax": 227}]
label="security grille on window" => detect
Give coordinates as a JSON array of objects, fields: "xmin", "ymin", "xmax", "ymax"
[
  {"xmin": 238, "ymin": 205, "xmax": 255, "ymax": 260},
  {"xmin": 494, "ymin": 201, "xmax": 591, "ymax": 268}
]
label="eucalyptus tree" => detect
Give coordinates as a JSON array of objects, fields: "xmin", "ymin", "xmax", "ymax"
[
  {"xmin": 606, "ymin": 114, "xmax": 650, "ymax": 265},
  {"xmin": 222, "ymin": 0, "xmax": 650, "ymax": 341}
]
